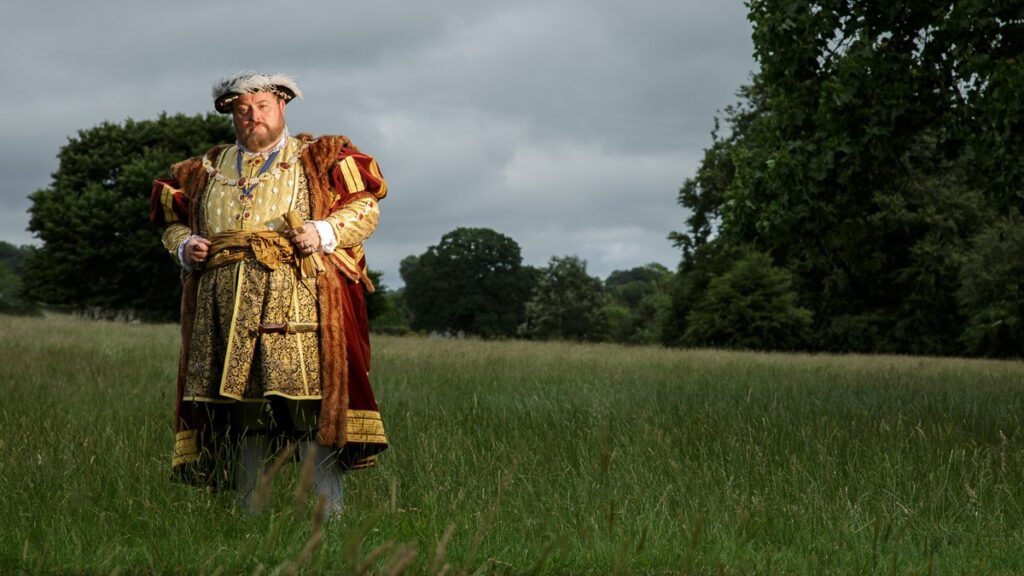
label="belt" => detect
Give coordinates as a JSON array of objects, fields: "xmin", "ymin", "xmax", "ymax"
[{"xmin": 203, "ymin": 211, "xmax": 325, "ymax": 281}]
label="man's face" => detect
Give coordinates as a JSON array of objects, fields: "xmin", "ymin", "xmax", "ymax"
[{"xmin": 232, "ymin": 92, "xmax": 286, "ymax": 152}]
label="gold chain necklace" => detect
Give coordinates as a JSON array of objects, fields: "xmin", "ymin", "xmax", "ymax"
[{"xmin": 202, "ymin": 137, "xmax": 317, "ymax": 189}]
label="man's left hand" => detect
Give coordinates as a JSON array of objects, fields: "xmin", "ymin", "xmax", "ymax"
[{"xmin": 289, "ymin": 222, "xmax": 321, "ymax": 255}]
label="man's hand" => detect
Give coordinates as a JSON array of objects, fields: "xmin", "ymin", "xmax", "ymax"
[
  {"xmin": 185, "ymin": 236, "xmax": 212, "ymax": 267},
  {"xmin": 288, "ymin": 222, "xmax": 321, "ymax": 255}
]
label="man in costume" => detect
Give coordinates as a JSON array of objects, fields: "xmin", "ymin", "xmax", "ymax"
[{"xmin": 150, "ymin": 71, "xmax": 388, "ymax": 515}]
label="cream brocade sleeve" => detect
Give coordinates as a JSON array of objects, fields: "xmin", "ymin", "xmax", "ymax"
[
  {"xmin": 323, "ymin": 196, "xmax": 380, "ymax": 249},
  {"xmin": 163, "ymin": 223, "xmax": 192, "ymax": 257}
]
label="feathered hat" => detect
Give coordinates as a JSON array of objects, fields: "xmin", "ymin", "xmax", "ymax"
[{"xmin": 212, "ymin": 71, "xmax": 304, "ymax": 113}]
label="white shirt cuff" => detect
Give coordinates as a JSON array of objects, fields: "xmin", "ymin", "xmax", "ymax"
[
  {"xmin": 312, "ymin": 220, "xmax": 338, "ymax": 254},
  {"xmin": 177, "ymin": 235, "xmax": 198, "ymax": 271}
]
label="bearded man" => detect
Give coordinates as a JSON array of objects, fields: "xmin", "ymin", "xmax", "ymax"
[{"xmin": 150, "ymin": 72, "xmax": 388, "ymax": 515}]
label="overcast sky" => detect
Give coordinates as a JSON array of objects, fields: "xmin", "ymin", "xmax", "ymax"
[{"xmin": 0, "ymin": 1, "xmax": 756, "ymax": 287}]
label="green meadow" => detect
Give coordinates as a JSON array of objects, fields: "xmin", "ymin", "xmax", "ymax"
[{"xmin": 2, "ymin": 314, "xmax": 1024, "ymax": 574}]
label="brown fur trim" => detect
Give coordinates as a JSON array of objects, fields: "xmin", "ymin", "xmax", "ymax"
[
  {"xmin": 297, "ymin": 134, "xmax": 356, "ymax": 219},
  {"xmin": 300, "ymin": 134, "xmax": 359, "ymax": 448},
  {"xmin": 170, "ymin": 146, "xmax": 225, "ymax": 194},
  {"xmin": 314, "ymin": 263, "xmax": 350, "ymax": 447},
  {"xmin": 169, "ymin": 145, "xmax": 226, "ymax": 233}
]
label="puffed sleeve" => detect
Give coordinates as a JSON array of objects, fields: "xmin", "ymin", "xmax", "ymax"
[
  {"xmin": 150, "ymin": 178, "xmax": 192, "ymax": 255},
  {"xmin": 330, "ymin": 152, "xmax": 387, "ymax": 203},
  {"xmin": 323, "ymin": 152, "xmax": 387, "ymax": 248}
]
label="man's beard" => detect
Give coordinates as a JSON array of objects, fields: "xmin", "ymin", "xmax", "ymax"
[{"xmin": 236, "ymin": 122, "xmax": 284, "ymax": 152}]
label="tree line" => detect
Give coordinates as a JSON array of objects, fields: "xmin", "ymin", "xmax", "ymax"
[
  {"xmin": 8, "ymin": 0, "xmax": 1024, "ymax": 356},
  {"xmin": 377, "ymin": 227, "xmax": 670, "ymax": 343}
]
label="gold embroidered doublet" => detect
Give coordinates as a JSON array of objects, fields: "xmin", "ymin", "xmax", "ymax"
[{"xmin": 184, "ymin": 138, "xmax": 323, "ymax": 402}]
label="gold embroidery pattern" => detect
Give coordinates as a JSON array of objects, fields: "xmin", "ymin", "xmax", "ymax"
[
  {"xmin": 184, "ymin": 153, "xmax": 324, "ymax": 403},
  {"xmin": 347, "ymin": 409, "xmax": 388, "ymax": 444},
  {"xmin": 172, "ymin": 430, "xmax": 199, "ymax": 466}
]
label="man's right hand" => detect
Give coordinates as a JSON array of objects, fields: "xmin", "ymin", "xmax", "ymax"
[{"xmin": 185, "ymin": 236, "xmax": 212, "ymax": 267}]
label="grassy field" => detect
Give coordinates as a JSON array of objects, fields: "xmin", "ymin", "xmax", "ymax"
[{"xmin": 2, "ymin": 314, "xmax": 1024, "ymax": 574}]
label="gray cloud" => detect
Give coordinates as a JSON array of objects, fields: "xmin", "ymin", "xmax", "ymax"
[{"xmin": 0, "ymin": 1, "xmax": 755, "ymax": 286}]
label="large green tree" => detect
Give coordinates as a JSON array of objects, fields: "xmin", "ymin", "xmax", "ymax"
[
  {"xmin": 401, "ymin": 227, "xmax": 537, "ymax": 337},
  {"xmin": 670, "ymin": 0, "xmax": 1022, "ymax": 355},
  {"xmin": 23, "ymin": 113, "xmax": 233, "ymax": 320},
  {"xmin": 604, "ymin": 263, "xmax": 673, "ymax": 344},
  {"xmin": 683, "ymin": 249, "xmax": 812, "ymax": 351},
  {"xmin": 522, "ymin": 256, "xmax": 608, "ymax": 342}
]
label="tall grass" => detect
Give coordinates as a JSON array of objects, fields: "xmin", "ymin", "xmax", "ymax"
[{"xmin": 2, "ymin": 314, "xmax": 1024, "ymax": 574}]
